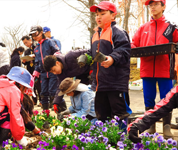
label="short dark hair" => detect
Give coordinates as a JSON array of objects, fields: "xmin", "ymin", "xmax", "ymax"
[
  {"xmin": 11, "ymin": 46, "xmax": 25, "ymax": 57},
  {"xmin": 21, "ymin": 35, "xmax": 31, "ymax": 41},
  {"xmin": 96, "ymin": 8, "xmax": 114, "ymax": 14},
  {"xmin": 95, "ymin": 8, "xmax": 115, "ymax": 19},
  {"xmin": 43, "ymin": 55, "xmax": 58, "ymax": 72},
  {"xmin": 0, "ymin": 65, "xmax": 10, "ymax": 75},
  {"xmin": 149, "ymin": 1, "xmax": 164, "ymax": 6}
]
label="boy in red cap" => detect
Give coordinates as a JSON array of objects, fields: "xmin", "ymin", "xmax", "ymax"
[
  {"xmin": 130, "ymin": 0, "xmax": 178, "ymax": 139},
  {"xmin": 89, "ymin": 1, "xmax": 132, "ymax": 133}
]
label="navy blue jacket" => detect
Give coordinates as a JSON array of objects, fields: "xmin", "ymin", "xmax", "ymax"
[
  {"xmin": 34, "ymin": 38, "xmax": 59, "ymax": 73},
  {"xmin": 87, "ymin": 21, "xmax": 131, "ymax": 92},
  {"xmin": 53, "ymin": 49, "xmax": 91, "ymax": 105},
  {"xmin": 51, "ymin": 36, "xmax": 61, "ymax": 52}
]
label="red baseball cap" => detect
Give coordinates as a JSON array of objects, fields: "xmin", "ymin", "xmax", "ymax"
[
  {"xmin": 90, "ymin": 1, "xmax": 117, "ymax": 14},
  {"xmin": 145, "ymin": 0, "xmax": 166, "ymax": 5}
]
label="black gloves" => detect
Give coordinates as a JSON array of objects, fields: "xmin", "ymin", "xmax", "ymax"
[{"xmin": 128, "ymin": 124, "xmax": 141, "ymax": 143}]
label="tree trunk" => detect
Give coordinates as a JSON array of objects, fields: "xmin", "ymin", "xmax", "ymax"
[
  {"xmin": 146, "ymin": 5, "xmax": 149, "ymax": 22},
  {"xmin": 123, "ymin": 0, "xmax": 131, "ymax": 32},
  {"xmin": 89, "ymin": 0, "xmax": 96, "ymax": 38}
]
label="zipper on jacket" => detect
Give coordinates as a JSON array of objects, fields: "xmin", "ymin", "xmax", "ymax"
[
  {"xmin": 96, "ymin": 29, "xmax": 101, "ymax": 91},
  {"xmin": 153, "ymin": 21, "xmax": 157, "ymax": 78},
  {"xmin": 39, "ymin": 41, "xmax": 49, "ymax": 78},
  {"xmin": 47, "ymin": 72, "xmax": 49, "ymax": 78}
]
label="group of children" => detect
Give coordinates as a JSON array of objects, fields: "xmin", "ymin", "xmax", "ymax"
[{"xmin": 0, "ymin": 0, "xmax": 178, "ymax": 147}]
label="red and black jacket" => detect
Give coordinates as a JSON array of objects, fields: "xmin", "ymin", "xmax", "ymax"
[
  {"xmin": 128, "ymin": 86, "xmax": 178, "ymax": 133},
  {"xmin": 87, "ymin": 21, "xmax": 131, "ymax": 92},
  {"xmin": 131, "ymin": 15, "xmax": 178, "ymax": 79}
]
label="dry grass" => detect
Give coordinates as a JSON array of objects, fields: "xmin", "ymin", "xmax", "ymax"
[{"xmin": 130, "ymin": 63, "xmax": 141, "ymax": 81}]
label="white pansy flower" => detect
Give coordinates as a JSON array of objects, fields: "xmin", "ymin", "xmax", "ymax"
[
  {"xmin": 56, "ymin": 126, "xmax": 63, "ymax": 133},
  {"xmin": 5, "ymin": 144, "xmax": 10, "ymax": 150},
  {"xmin": 66, "ymin": 128, "xmax": 72, "ymax": 135}
]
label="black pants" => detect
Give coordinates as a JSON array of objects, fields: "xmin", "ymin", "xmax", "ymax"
[
  {"xmin": 95, "ymin": 91, "xmax": 130, "ymax": 122},
  {"xmin": 86, "ymin": 114, "xmax": 95, "ymax": 121},
  {"xmin": 0, "ymin": 128, "xmax": 11, "ymax": 145},
  {"xmin": 34, "ymin": 76, "xmax": 41, "ymax": 103}
]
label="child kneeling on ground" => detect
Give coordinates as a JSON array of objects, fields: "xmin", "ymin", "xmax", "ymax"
[
  {"xmin": 0, "ymin": 67, "xmax": 33, "ymax": 147},
  {"xmin": 58, "ymin": 78, "xmax": 97, "ymax": 124}
]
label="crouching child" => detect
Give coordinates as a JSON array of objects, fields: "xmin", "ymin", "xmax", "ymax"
[{"xmin": 58, "ymin": 78, "xmax": 97, "ymax": 124}]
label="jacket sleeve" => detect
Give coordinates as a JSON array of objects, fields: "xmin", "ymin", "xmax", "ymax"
[
  {"xmin": 6, "ymin": 86, "xmax": 25, "ymax": 140},
  {"xmin": 131, "ymin": 26, "xmax": 142, "ymax": 48},
  {"xmin": 53, "ymin": 76, "xmax": 65, "ymax": 105},
  {"xmin": 68, "ymin": 106, "xmax": 75, "ymax": 113},
  {"xmin": 109, "ymin": 28, "xmax": 131, "ymax": 66},
  {"xmin": 54, "ymin": 39, "xmax": 61, "ymax": 51},
  {"xmin": 128, "ymin": 86, "xmax": 178, "ymax": 133},
  {"xmin": 66, "ymin": 49, "xmax": 89, "ymax": 59},
  {"xmin": 49, "ymin": 39, "xmax": 60, "ymax": 55},
  {"xmin": 53, "ymin": 90, "xmax": 65, "ymax": 105},
  {"xmin": 71, "ymin": 92, "xmax": 92, "ymax": 118},
  {"xmin": 34, "ymin": 57, "xmax": 40, "ymax": 73},
  {"xmin": 33, "ymin": 48, "xmax": 41, "ymax": 73},
  {"xmin": 172, "ymin": 24, "xmax": 178, "ymax": 43}
]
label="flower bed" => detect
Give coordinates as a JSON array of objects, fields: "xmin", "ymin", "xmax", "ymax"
[{"xmin": 2, "ymin": 110, "xmax": 178, "ymax": 150}]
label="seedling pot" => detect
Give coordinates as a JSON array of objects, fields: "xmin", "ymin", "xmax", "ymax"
[
  {"xmin": 94, "ymin": 52, "xmax": 106, "ymax": 63},
  {"xmin": 77, "ymin": 54, "xmax": 88, "ymax": 67}
]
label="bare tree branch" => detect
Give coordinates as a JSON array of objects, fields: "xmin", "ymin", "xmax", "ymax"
[
  {"xmin": 61, "ymin": 0, "xmax": 88, "ymax": 14},
  {"xmin": 2, "ymin": 24, "xmax": 27, "ymax": 53}
]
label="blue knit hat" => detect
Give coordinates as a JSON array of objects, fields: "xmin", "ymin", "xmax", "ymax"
[{"xmin": 7, "ymin": 66, "xmax": 32, "ymax": 89}]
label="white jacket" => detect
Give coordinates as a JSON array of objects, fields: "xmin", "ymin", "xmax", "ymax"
[{"xmin": 0, "ymin": 46, "xmax": 10, "ymax": 67}]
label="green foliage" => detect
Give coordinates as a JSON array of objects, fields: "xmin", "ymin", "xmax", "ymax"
[
  {"xmin": 85, "ymin": 53, "xmax": 94, "ymax": 66},
  {"xmin": 62, "ymin": 116, "xmax": 92, "ymax": 133}
]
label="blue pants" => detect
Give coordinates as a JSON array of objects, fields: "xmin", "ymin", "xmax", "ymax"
[
  {"xmin": 40, "ymin": 72, "xmax": 58, "ymax": 104},
  {"xmin": 143, "ymin": 78, "xmax": 173, "ymax": 107}
]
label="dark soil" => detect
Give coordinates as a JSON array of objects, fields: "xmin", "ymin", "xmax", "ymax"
[{"xmin": 25, "ymin": 128, "xmax": 51, "ymax": 150}]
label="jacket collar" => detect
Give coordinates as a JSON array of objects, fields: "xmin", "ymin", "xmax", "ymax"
[
  {"xmin": 55, "ymin": 54, "xmax": 67, "ymax": 71},
  {"xmin": 38, "ymin": 39, "xmax": 45, "ymax": 44},
  {"xmin": 150, "ymin": 15, "xmax": 165, "ymax": 23},
  {"xmin": 94, "ymin": 21, "xmax": 116, "ymax": 32}
]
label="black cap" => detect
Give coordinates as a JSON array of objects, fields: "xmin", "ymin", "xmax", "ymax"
[{"xmin": 29, "ymin": 25, "xmax": 43, "ymax": 35}]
